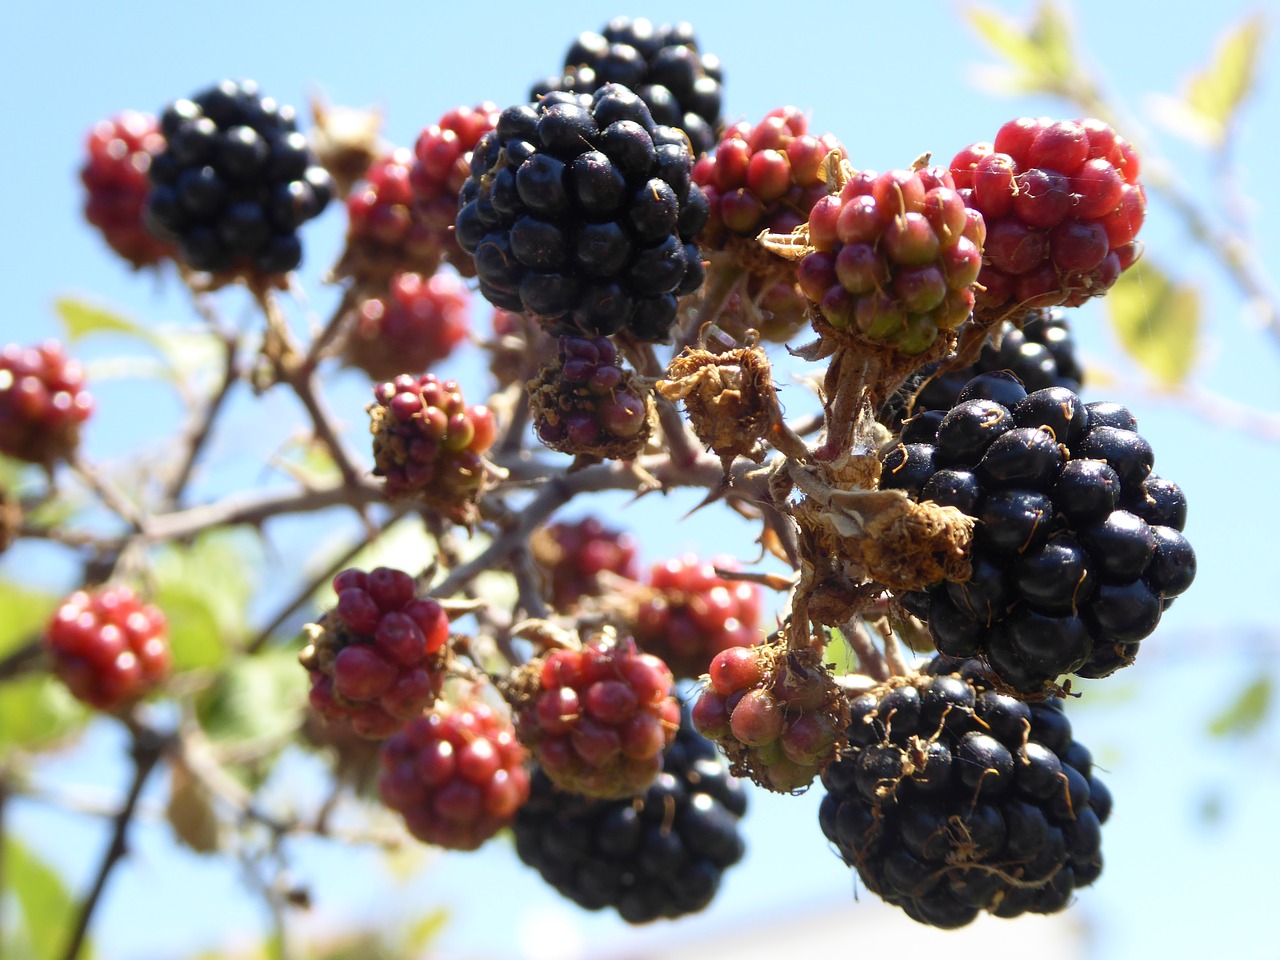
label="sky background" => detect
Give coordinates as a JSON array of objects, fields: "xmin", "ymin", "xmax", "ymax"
[{"xmin": 2, "ymin": 0, "xmax": 1279, "ymax": 958}]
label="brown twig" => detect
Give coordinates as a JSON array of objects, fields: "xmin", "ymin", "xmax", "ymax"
[
  {"xmin": 61, "ymin": 724, "xmax": 169, "ymax": 960},
  {"xmin": 163, "ymin": 328, "xmax": 241, "ymax": 507}
]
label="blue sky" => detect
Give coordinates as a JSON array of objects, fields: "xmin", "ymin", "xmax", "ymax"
[{"xmin": 2, "ymin": 1, "xmax": 1279, "ymax": 958}]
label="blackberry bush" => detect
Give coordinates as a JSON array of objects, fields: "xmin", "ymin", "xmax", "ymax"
[
  {"xmin": 455, "ymin": 84, "xmax": 707, "ymax": 341},
  {"xmin": 820, "ymin": 659, "xmax": 1111, "ymax": 928},
  {"xmin": 147, "ymin": 79, "xmax": 333, "ymax": 277},
  {"xmin": 514, "ymin": 709, "xmax": 747, "ymax": 923}
]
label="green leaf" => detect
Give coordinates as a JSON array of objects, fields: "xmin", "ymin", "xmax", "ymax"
[
  {"xmin": 1209, "ymin": 675, "xmax": 1271, "ymax": 738},
  {"xmin": 1105, "ymin": 259, "xmax": 1200, "ymax": 387},
  {"xmin": 964, "ymin": 1, "xmax": 1080, "ymax": 93},
  {"xmin": 1026, "ymin": 1, "xmax": 1077, "ymax": 88},
  {"xmin": 0, "ymin": 581, "xmax": 57, "ymax": 657},
  {"xmin": 964, "ymin": 6, "xmax": 1042, "ymax": 72},
  {"xmin": 0, "ymin": 675, "xmax": 86, "ymax": 751},
  {"xmin": 825, "ymin": 627, "xmax": 858, "ymax": 676},
  {"xmin": 54, "ymin": 297, "xmax": 154, "ymax": 346},
  {"xmin": 401, "ymin": 908, "xmax": 449, "ymax": 954},
  {"xmin": 196, "ymin": 647, "xmax": 307, "ymax": 745},
  {"xmin": 1185, "ymin": 14, "xmax": 1265, "ymax": 144},
  {"xmin": 4, "ymin": 836, "xmax": 92, "ymax": 960},
  {"xmin": 151, "ymin": 530, "xmax": 262, "ymax": 669}
]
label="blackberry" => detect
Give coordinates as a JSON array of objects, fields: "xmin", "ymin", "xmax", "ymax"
[
  {"xmin": 0, "ymin": 341, "xmax": 94, "ymax": 465},
  {"xmin": 531, "ymin": 516, "xmax": 640, "ymax": 610},
  {"xmin": 507, "ymin": 629, "xmax": 679, "ymax": 799},
  {"xmin": 633, "ymin": 556, "xmax": 764, "ymax": 680},
  {"xmin": 528, "ymin": 335, "xmax": 654, "ymax": 461},
  {"xmin": 950, "ymin": 117, "xmax": 1144, "ymax": 323},
  {"xmin": 80, "ymin": 112, "xmax": 175, "ymax": 269},
  {"xmin": 45, "ymin": 586, "xmax": 170, "ymax": 711},
  {"xmin": 532, "ymin": 17, "xmax": 723, "ymax": 157},
  {"xmin": 692, "ymin": 639, "xmax": 848, "ymax": 792},
  {"xmin": 455, "ymin": 85, "xmax": 707, "ymax": 342},
  {"xmin": 888, "ymin": 376, "xmax": 1195, "ymax": 691},
  {"xmin": 368, "ymin": 374, "xmax": 497, "ymax": 525},
  {"xmin": 820, "ymin": 662, "xmax": 1110, "ymax": 927},
  {"xmin": 514, "ymin": 710, "xmax": 747, "ymax": 923},
  {"xmin": 378, "ymin": 696, "xmax": 530, "ymax": 851},
  {"xmin": 796, "ymin": 163, "xmax": 985, "ymax": 355},
  {"xmin": 299, "ymin": 567, "xmax": 450, "ymax": 740},
  {"xmin": 334, "ymin": 148, "xmax": 440, "ymax": 287},
  {"xmin": 340, "ymin": 271, "xmax": 470, "ymax": 382},
  {"xmin": 147, "ymin": 79, "xmax": 332, "ymax": 276}
]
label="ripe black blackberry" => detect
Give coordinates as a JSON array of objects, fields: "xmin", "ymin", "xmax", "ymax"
[
  {"xmin": 532, "ymin": 17, "xmax": 723, "ymax": 158},
  {"xmin": 883, "ymin": 309, "xmax": 1083, "ymax": 430},
  {"xmin": 885, "ymin": 374, "xmax": 1195, "ymax": 692},
  {"xmin": 513, "ymin": 712, "xmax": 747, "ymax": 923},
  {"xmin": 819, "ymin": 662, "xmax": 1111, "ymax": 928},
  {"xmin": 146, "ymin": 79, "xmax": 333, "ymax": 276},
  {"xmin": 455, "ymin": 84, "xmax": 708, "ymax": 342}
]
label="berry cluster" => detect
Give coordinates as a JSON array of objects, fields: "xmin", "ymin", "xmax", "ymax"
[
  {"xmin": 80, "ymin": 112, "xmax": 174, "ymax": 269},
  {"xmin": 299, "ymin": 567, "xmax": 449, "ymax": 740},
  {"xmin": 528, "ymin": 335, "xmax": 653, "ymax": 461},
  {"xmin": 147, "ymin": 79, "xmax": 333, "ymax": 276},
  {"xmin": 455, "ymin": 84, "xmax": 707, "ymax": 341},
  {"xmin": 45, "ymin": 586, "xmax": 170, "ymax": 711},
  {"xmin": 409, "ymin": 103, "xmax": 499, "ymax": 276},
  {"xmin": 950, "ymin": 117, "xmax": 1143, "ymax": 321},
  {"xmin": 692, "ymin": 642, "xmax": 847, "ymax": 792},
  {"xmin": 368, "ymin": 373, "xmax": 496, "ymax": 523},
  {"xmin": 532, "ymin": 516, "xmax": 639, "ymax": 610},
  {"xmin": 633, "ymin": 556, "xmax": 763, "ymax": 680},
  {"xmin": 514, "ymin": 710, "xmax": 747, "ymax": 923},
  {"xmin": 884, "ymin": 373, "xmax": 1195, "ymax": 691},
  {"xmin": 532, "ymin": 17, "xmax": 723, "ymax": 158},
  {"xmin": 510, "ymin": 631, "xmax": 679, "ymax": 799},
  {"xmin": 798, "ymin": 164, "xmax": 985, "ymax": 355},
  {"xmin": 341, "ymin": 271, "xmax": 470, "ymax": 382},
  {"xmin": 821, "ymin": 660, "xmax": 1111, "ymax": 928},
  {"xmin": 335, "ymin": 148, "xmax": 440, "ymax": 286},
  {"xmin": 0, "ymin": 341, "xmax": 94, "ymax": 465},
  {"xmin": 378, "ymin": 697, "xmax": 530, "ymax": 851}
]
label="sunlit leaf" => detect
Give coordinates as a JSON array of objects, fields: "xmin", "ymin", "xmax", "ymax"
[
  {"xmin": 0, "ymin": 581, "xmax": 56, "ymax": 657},
  {"xmin": 1209, "ymin": 675, "xmax": 1271, "ymax": 738},
  {"xmin": 1027, "ymin": 1, "xmax": 1077, "ymax": 88},
  {"xmin": 0, "ymin": 675, "xmax": 86, "ymax": 752},
  {"xmin": 826, "ymin": 626, "xmax": 858, "ymax": 676},
  {"xmin": 401, "ymin": 908, "xmax": 450, "ymax": 954},
  {"xmin": 964, "ymin": 1, "xmax": 1080, "ymax": 94},
  {"xmin": 153, "ymin": 585, "xmax": 226, "ymax": 672},
  {"xmin": 964, "ymin": 6, "xmax": 1042, "ymax": 72},
  {"xmin": 152, "ymin": 530, "xmax": 262, "ymax": 665},
  {"xmin": 1185, "ymin": 14, "xmax": 1265, "ymax": 144},
  {"xmin": 1106, "ymin": 259, "xmax": 1200, "ymax": 387},
  {"xmin": 54, "ymin": 297, "xmax": 153, "ymax": 346}
]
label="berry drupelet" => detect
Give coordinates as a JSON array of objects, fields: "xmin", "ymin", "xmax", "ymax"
[
  {"xmin": 455, "ymin": 84, "xmax": 708, "ymax": 342},
  {"xmin": 820, "ymin": 660, "xmax": 1111, "ymax": 928},
  {"xmin": 532, "ymin": 17, "xmax": 723, "ymax": 158},
  {"xmin": 80, "ymin": 111, "xmax": 175, "ymax": 268},
  {"xmin": 299, "ymin": 567, "xmax": 450, "ymax": 740},
  {"xmin": 146, "ymin": 79, "xmax": 333, "ymax": 277},
  {"xmin": 886, "ymin": 374, "xmax": 1195, "ymax": 691},
  {"xmin": 514, "ymin": 709, "xmax": 747, "ymax": 923},
  {"xmin": 45, "ymin": 586, "xmax": 170, "ymax": 711}
]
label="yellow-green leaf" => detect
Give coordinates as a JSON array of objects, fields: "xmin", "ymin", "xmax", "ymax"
[
  {"xmin": 4, "ymin": 836, "xmax": 93, "ymax": 960},
  {"xmin": 1209, "ymin": 675, "xmax": 1271, "ymax": 738},
  {"xmin": 964, "ymin": 5, "xmax": 1042, "ymax": 72},
  {"xmin": 1106, "ymin": 259, "xmax": 1200, "ymax": 387},
  {"xmin": 1184, "ymin": 14, "xmax": 1265, "ymax": 144},
  {"xmin": 1026, "ymin": 1, "xmax": 1077, "ymax": 89},
  {"xmin": 964, "ymin": 1, "xmax": 1080, "ymax": 94},
  {"xmin": 54, "ymin": 297, "xmax": 153, "ymax": 345}
]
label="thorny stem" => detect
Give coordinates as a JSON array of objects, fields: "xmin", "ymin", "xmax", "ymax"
[
  {"xmin": 61, "ymin": 724, "xmax": 169, "ymax": 960},
  {"xmin": 619, "ymin": 336, "xmax": 703, "ymax": 469},
  {"xmin": 68, "ymin": 452, "xmax": 149, "ymax": 535}
]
